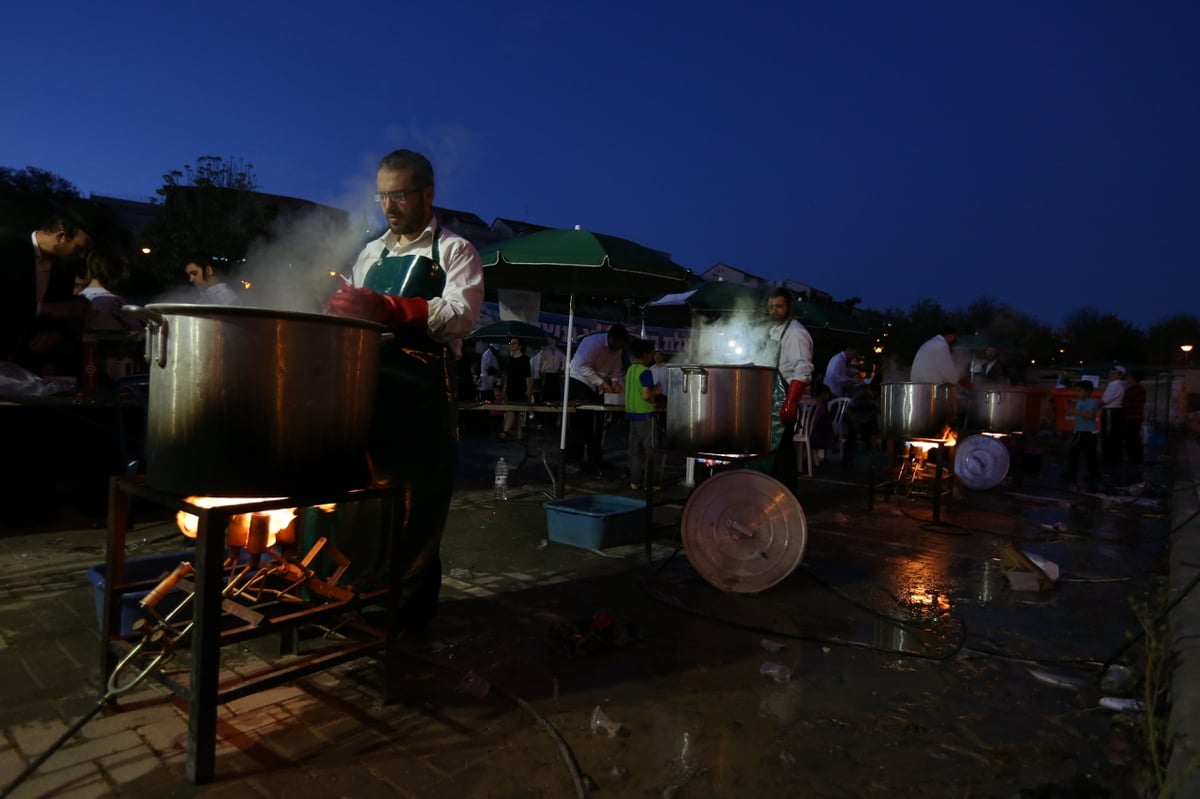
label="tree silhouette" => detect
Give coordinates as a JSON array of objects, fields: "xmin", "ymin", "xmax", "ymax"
[
  {"xmin": 134, "ymin": 156, "xmax": 273, "ymax": 297},
  {"xmin": 0, "ymin": 166, "xmax": 79, "ymax": 232}
]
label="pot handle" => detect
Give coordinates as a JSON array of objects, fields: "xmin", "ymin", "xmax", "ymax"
[
  {"xmin": 679, "ymin": 365, "xmax": 709, "ymax": 395},
  {"xmin": 122, "ymin": 306, "xmax": 169, "ymax": 368}
]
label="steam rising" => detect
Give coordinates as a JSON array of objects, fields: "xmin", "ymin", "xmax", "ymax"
[
  {"xmin": 676, "ymin": 306, "xmax": 777, "ymax": 367},
  {"xmin": 238, "ymin": 207, "xmax": 371, "ymax": 312}
]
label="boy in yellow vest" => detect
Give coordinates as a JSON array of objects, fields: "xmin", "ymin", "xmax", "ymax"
[{"xmin": 625, "ymin": 338, "xmax": 662, "ymax": 490}]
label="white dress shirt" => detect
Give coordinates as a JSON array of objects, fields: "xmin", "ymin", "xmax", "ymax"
[
  {"xmin": 911, "ymin": 335, "xmax": 960, "ymax": 384},
  {"xmin": 569, "ymin": 331, "xmax": 623, "ymax": 390},
  {"xmin": 824, "ymin": 350, "xmax": 855, "ymax": 398},
  {"xmin": 770, "ymin": 318, "xmax": 814, "ymax": 384},
  {"xmin": 350, "ymin": 217, "xmax": 484, "ymax": 358}
]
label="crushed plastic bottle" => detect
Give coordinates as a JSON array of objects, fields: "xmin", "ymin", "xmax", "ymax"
[
  {"xmin": 760, "ymin": 661, "xmax": 791, "ymax": 684},
  {"xmin": 590, "ymin": 705, "xmax": 623, "ymax": 737},
  {"xmin": 1100, "ymin": 664, "xmax": 1135, "ymax": 694},
  {"xmin": 494, "ymin": 457, "xmax": 509, "ymax": 501},
  {"xmin": 456, "ymin": 671, "xmax": 491, "ymax": 698}
]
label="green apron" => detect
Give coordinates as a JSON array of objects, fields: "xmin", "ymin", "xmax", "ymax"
[
  {"xmin": 332, "ymin": 229, "xmax": 455, "ymax": 624},
  {"xmin": 747, "ymin": 320, "xmax": 790, "ymax": 476}
]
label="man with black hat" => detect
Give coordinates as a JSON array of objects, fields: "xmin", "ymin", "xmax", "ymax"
[{"xmin": 0, "ymin": 199, "xmax": 100, "ymax": 374}]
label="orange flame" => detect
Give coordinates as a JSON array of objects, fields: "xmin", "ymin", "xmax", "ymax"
[
  {"xmin": 907, "ymin": 426, "xmax": 957, "ymax": 452},
  {"xmin": 176, "ymin": 496, "xmax": 294, "ymax": 547}
]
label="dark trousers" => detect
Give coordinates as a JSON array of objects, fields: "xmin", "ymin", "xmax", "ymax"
[
  {"xmin": 770, "ymin": 420, "xmax": 800, "ymax": 492},
  {"xmin": 340, "ymin": 344, "xmax": 457, "ymax": 632},
  {"xmin": 628, "ymin": 416, "xmax": 655, "ymax": 486},
  {"xmin": 842, "ymin": 418, "xmax": 878, "ymax": 468},
  {"xmin": 1124, "ymin": 418, "xmax": 1144, "ymax": 466},
  {"xmin": 540, "ymin": 372, "xmax": 563, "ymax": 404},
  {"xmin": 567, "ymin": 378, "xmax": 605, "ymax": 465},
  {"xmin": 1066, "ymin": 431, "xmax": 1099, "ymax": 485},
  {"xmin": 1102, "ymin": 408, "xmax": 1125, "ymax": 469}
]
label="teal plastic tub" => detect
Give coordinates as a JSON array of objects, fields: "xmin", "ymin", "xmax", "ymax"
[{"xmin": 543, "ymin": 494, "xmax": 646, "ymax": 550}]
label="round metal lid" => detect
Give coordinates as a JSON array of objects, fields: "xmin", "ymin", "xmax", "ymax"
[
  {"xmin": 680, "ymin": 470, "xmax": 807, "ymax": 593},
  {"xmin": 954, "ymin": 434, "xmax": 1010, "ymax": 490}
]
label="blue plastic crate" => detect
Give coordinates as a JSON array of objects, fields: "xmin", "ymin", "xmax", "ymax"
[
  {"xmin": 87, "ymin": 551, "xmax": 195, "ymax": 636},
  {"xmin": 543, "ymin": 494, "xmax": 646, "ymax": 550}
]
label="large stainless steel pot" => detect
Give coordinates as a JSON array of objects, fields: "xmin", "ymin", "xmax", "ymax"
[
  {"xmin": 970, "ymin": 389, "xmax": 1026, "ymax": 433},
  {"xmin": 128, "ymin": 304, "xmax": 386, "ymax": 496},
  {"xmin": 879, "ymin": 382, "xmax": 958, "ymax": 440},
  {"xmin": 665, "ymin": 364, "xmax": 774, "ymax": 456}
]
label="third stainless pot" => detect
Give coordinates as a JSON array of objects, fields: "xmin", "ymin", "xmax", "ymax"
[
  {"xmin": 128, "ymin": 303, "xmax": 387, "ymax": 497},
  {"xmin": 664, "ymin": 364, "xmax": 774, "ymax": 456},
  {"xmin": 879, "ymin": 382, "xmax": 958, "ymax": 439}
]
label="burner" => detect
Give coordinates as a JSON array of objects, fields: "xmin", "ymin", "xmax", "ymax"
[{"xmin": 99, "ymin": 477, "xmax": 394, "ymax": 785}]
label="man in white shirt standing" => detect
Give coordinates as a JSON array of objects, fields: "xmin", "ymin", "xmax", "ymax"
[
  {"xmin": 478, "ymin": 343, "xmax": 500, "ymax": 402},
  {"xmin": 766, "ymin": 288, "xmax": 814, "ymax": 490},
  {"xmin": 823, "ymin": 344, "xmax": 860, "ymax": 399},
  {"xmin": 567, "ymin": 324, "xmax": 629, "ymax": 468},
  {"xmin": 649, "ymin": 349, "xmax": 669, "ymax": 399},
  {"xmin": 533, "ymin": 340, "xmax": 565, "ymax": 402},
  {"xmin": 324, "ymin": 147, "xmax": 483, "ymax": 655},
  {"xmin": 1100, "ymin": 364, "xmax": 1126, "ymax": 473},
  {"xmin": 911, "ymin": 327, "xmax": 961, "ymax": 384}
]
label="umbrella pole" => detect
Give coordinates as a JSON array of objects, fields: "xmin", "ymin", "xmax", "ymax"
[{"xmin": 555, "ymin": 293, "xmax": 576, "ymax": 499}]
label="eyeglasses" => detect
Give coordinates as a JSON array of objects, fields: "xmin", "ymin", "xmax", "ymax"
[{"xmin": 373, "ymin": 188, "xmax": 422, "ymax": 204}]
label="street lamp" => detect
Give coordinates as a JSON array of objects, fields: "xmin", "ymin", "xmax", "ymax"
[{"xmin": 1183, "ymin": 344, "xmax": 1194, "ymax": 369}]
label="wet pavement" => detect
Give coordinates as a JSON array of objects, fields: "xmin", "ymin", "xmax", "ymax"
[{"xmin": 0, "ymin": 416, "xmax": 1195, "ymax": 798}]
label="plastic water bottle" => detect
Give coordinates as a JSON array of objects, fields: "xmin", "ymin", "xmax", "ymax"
[
  {"xmin": 494, "ymin": 457, "xmax": 509, "ymax": 501},
  {"xmin": 760, "ymin": 661, "xmax": 791, "ymax": 684}
]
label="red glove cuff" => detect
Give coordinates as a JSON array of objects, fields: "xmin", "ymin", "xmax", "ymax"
[
  {"xmin": 780, "ymin": 380, "xmax": 808, "ymax": 425},
  {"xmin": 378, "ymin": 295, "xmax": 429, "ymax": 330},
  {"xmin": 325, "ymin": 288, "xmax": 428, "ymax": 331}
]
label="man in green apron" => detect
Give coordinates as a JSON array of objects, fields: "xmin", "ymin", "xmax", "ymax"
[
  {"xmin": 326, "ymin": 149, "xmax": 483, "ymax": 652},
  {"xmin": 765, "ymin": 287, "xmax": 814, "ymax": 491}
]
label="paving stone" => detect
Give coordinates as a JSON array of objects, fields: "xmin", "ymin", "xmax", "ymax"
[
  {"xmin": 223, "ymin": 684, "xmax": 307, "ymax": 714},
  {"xmin": 255, "ymin": 723, "xmax": 330, "ymax": 761},
  {"xmin": 133, "ymin": 716, "xmax": 189, "ymax": 754},
  {"xmin": 83, "ymin": 700, "xmax": 180, "ymax": 739},
  {"xmin": 3, "ymin": 759, "xmax": 105, "ymax": 799},
  {"xmin": 41, "ymin": 728, "xmax": 143, "ymax": 771},
  {"xmin": 9, "ymin": 718, "xmax": 71, "ymax": 758},
  {"xmin": 0, "ymin": 746, "xmax": 24, "ymax": 782},
  {"xmin": 96, "ymin": 744, "xmax": 162, "ymax": 785}
]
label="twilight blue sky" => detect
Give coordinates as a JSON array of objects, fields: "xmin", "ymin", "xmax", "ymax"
[{"xmin": 2, "ymin": 1, "xmax": 1196, "ymax": 329}]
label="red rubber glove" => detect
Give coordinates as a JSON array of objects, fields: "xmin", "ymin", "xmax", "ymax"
[
  {"xmin": 326, "ymin": 288, "xmax": 428, "ymax": 330},
  {"xmin": 779, "ymin": 380, "xmax": 808, "ymax": 425}
]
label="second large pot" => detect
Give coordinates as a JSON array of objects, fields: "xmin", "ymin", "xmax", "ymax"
[
  {"xmin": 131, "ymin": 304, "xmax": 387, "ymax": 497},
  {"xmin": 665, "ymin": 364, "xmax": 775, "ymax": 456},
  {"xmin": 879, "ymin": 382, "xmax": 959, "ymax": 440},
  {"xmin": 970, "ymin": 389, "xmax": 1027, "ymax": 433}
]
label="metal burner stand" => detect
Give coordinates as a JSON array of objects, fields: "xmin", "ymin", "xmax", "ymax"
[
  {"xmin": 868, "ymin": 438, "xmax": 955, "ymax": 521},
  {"xmin": 99, "ymin": 476, "xmax": 395, "ymax": 785}
]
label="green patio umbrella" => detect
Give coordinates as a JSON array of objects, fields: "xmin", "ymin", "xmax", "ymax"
[
  {"xmin": 793, "ymin": 301, "xmax": 869, "ymax": 336},
  {"xmin": 478, "ymin": 227, "xmax": 692, "ymax": 497},
  {"xmin": 465, "ymin": 320, "xmax": 554, "ymax": 345},
  {"xmin": 642, "ymin": 281, "xmax": 769, "ymax": 327},
  {"xmin": 477, "ymin": 227, "xmax": 691, "ymax": 297}
]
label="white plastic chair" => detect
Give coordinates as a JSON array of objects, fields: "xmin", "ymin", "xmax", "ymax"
[
  {"xmin": 828, "ymin": 397, "xmax": 853, "ymax": 460},
  {"xmin": 792, "ymin": 400, "xmax": 817, "ymax": 477}
]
